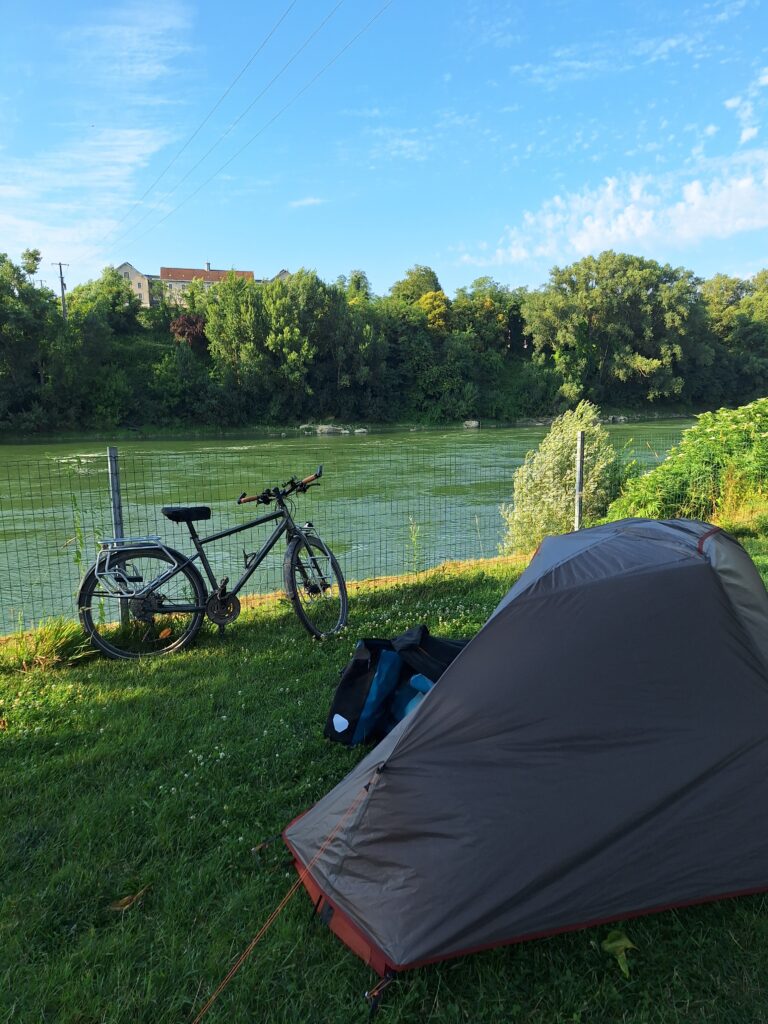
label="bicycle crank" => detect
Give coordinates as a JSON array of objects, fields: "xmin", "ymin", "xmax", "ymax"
[{"xmin": 206, "ymin": 593, "xmax": 241, "ymax": 625}]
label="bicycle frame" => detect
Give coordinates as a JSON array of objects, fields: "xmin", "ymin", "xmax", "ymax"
[{"xmin": 170, "ymin": 500, "xmax": 315, "ymax": 603}]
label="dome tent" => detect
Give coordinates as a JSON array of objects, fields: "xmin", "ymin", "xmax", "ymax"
[{"xmin": 284, "ymin": 519, "xmax": 768, "ymax": 975}]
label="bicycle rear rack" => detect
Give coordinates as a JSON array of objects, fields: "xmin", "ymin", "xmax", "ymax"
[{"xmin": 95, "ymin": 536, "xmax": 180, "ymax": 598}]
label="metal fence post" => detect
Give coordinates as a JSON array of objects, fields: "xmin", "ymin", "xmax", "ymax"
[
  {"xmin": 574, "ymin": 430, "xmax": 585, "ymax": 531},
  {"xmin": 107, "ymin": 446, "xmax": 128, "ymax": 626},
  {"xmin": 108, "ymin": 447, "xmax": 124, "ymax": 540}
]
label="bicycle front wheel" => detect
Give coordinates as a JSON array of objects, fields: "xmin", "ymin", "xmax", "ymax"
[
  {"xmin": 78, "ymin": 547, "xmax": 207, "ymax": 659},
  {"xmin": 284, "ymin": 535, "xmax": 348, "ymax": 638}
]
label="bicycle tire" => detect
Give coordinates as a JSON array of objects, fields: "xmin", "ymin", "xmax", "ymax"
[
  {"xmin": 78, "ymin": 546, "xmax": 207, "ymax": 660},
  {"xmin": 284, "ymin": 535, "xmax": 348, "ymax": 638}
]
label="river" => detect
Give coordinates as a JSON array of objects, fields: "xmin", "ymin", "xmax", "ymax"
[{"xmin": 0, "ymin": 421, "xmax": 691, "ymax": 633}]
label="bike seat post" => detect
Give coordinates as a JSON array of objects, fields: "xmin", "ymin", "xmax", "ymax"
[{"xmin": 185, "ymin": 520, "xmax": 208, "ymax": 561}]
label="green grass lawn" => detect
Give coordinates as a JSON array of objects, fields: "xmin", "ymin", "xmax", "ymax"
[{"xmin": 3, "ymin": 551, "xmax": 768, "ymax": 1024}]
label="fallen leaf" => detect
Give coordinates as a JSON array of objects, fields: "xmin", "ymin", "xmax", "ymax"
[
  {"xmin": 0, "ymin": 719, "xmax": 7, "ymax": 731},
  {"xmin": 601, "ymin": 929, "xmax": 638, "ymax": 978},
  {"xmin": 158, "ymin": 628, "xmax": 172, "ymax": 640},
  {"xmin": 109, "ymin": 884, "xmax": 151, "ymax": 912}
]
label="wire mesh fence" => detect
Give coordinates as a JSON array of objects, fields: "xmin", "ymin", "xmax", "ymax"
[{"xmin": 0, "ymin": 422, "xmax": 748, "ymax": 636}]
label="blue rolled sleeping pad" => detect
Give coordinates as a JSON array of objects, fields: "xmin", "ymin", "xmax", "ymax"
[{"xmin": 388, "ymin": 673, "xmax": 436, "ymax": 726}]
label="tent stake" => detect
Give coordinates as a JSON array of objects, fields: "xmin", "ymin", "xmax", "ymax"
[{"xmin": 365, "ymin": 971, "xmax": 396, "ymax": 1018}]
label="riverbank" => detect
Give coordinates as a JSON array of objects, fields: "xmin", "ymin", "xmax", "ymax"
[{"xmin": 0, "ymin": 406, "xmax": 707, "ymax": 445}]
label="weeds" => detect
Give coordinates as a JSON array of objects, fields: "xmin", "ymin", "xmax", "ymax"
[{"xmin": 0, "ymin": 616, "xmax": 93, "ymax": 671}]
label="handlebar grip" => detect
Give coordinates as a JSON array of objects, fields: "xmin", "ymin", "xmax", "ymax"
[
  {"xmin": 237, "ymin": 493, "xmax": 261, "ymax": 504},
  {"xmin": 301, "ymin": 464, "xmax": 323, "ymax": 486}
]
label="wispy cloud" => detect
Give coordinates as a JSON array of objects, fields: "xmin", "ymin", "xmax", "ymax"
[
  {"xmin": 1, "ymin": 127, "xmax": 175, "ymax": 279},
  {"xmin": 64, "ymin": 1, "xmax": 192, "ymax": 87},
  {"xmin": 4, "ymin": 3, "xmax": 192, "ymax": 285},
  {"xmin": 459, "ymin": 150, "xmax": 768, "ymax": 269},
  {"xmin": 724, "ymin": 67, "xmax": 768, "ymax": 144},
  {"xmin": 462, "ymin": 1, "xmax": 522, "ymax": 49},
  {"xmin": 341, "ymin": 107, "xmax": 384, "ymax": 118},
  {"xmin": 510, "ymin": 45, "xmax": 630, "ymax": 88},
  {"xmin": 706, "ymin": 0, "xmax": 748, "ymax": 23},
  {"xmin": 367, "ymin": 126, "xmax": 432, "ymax": 162},
  {"xmin": 510, "ymin": 13, "xmax": 738, "ymax": 90},
  {"xmin": 288, "ymin": 197, "xmax": 328, "ymax": 208}
]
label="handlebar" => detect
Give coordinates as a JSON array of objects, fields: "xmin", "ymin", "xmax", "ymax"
[{"xmin": 237, "ymin": 465, "xmax": 323, "ymax": 505}]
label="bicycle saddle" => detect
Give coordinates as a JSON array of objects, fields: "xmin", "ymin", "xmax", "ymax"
[{"xmin": 161, "ymin": 506, "xmax": 212, "ymax": 523}]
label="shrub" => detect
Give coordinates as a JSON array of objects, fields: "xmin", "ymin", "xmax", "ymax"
[
  {"xmin": 500, "ymin": 401, "xmax": 631, "ymax": 554},
  {"xmin": 607, "ymin": 398, "xmax": 768, "ymax": 522}
]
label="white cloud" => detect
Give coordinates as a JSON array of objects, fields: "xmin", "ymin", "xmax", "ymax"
[
  {"xmin": 707, "ymin": 0, "xmax": 748, "ymax": 23},
  {"xmin": 288, "ymin": 197, "xmax": 328, "ymax": 208},
  {"xmin": 341, "ymin": 107, "xmax": 383, "ymax": 118},
  {"xmin": 463, "ymin": 3, "xmax": 522, "ymax": 50},
  {"xmin": 2, "ymin": 2, "xmax": 193, "ymax": 288},
  {"xmin": 1, "ymin": 127, "xmax": 174, "ymax": 284},
  {"xmin": 368, "ymin": 127, "xmax": 431, "ymax": 162},
  {"xmin": 459, "ymin": 152, "xmax": 768, "ymax": 270},
  {"xmin": 724, "ymin": 69, "xmax": 768, "ymax": 145},
  {"xmin": 66, "ymin": 1, "xmax": 192, "ymax": 86}
]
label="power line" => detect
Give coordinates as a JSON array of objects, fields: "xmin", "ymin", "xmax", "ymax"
[
  {"xmin": 113, "ymin": 0, "xmax": 394, "ymax": 255},
  {"xmin": 99, "ymin": 0, "xmax": 346, "ymax": 259},
  {"xmin": 94, "ymin": 1, "xmax": 297, "ymax": 249}
]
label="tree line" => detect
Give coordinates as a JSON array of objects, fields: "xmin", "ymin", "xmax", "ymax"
[{"xmin": 1, "ymin": 248, "xmax": 767, "ymax": 433}]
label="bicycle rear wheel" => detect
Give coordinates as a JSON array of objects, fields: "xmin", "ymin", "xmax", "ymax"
[
  {"xmin": 284, "ymin": 535, "xmax": 348, "ymax": 638},
  {"xmin": 78, "ymin": 547, "xmax": 207, "ymax": 659}
]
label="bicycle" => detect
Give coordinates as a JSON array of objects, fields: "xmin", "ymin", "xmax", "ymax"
[{"xmin": 77, "ymin": 466, "xmax": 347, "ymax": 659}]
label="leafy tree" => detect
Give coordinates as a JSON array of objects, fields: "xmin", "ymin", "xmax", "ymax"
[
  {"xmin": 416, "ymin": 289, "xmax": 452, "ymax": 333},
  {"xmin": 0, "ymin": 253, "xmax": 62, "ymax": 428},
  {"xmin": 67, "ymin": 266, "xmax": 142, "ymax": 335},
  {"xmin": 453, "ymin": 277, "xmax": 524, "ymax": 352},
  {"xmin": 523, "ymin": 251, "xmax": 709, "ymax": 407},
  {"xmin": 61, "ymin": 268, "xmax": 153, "ymax": 427},
  {"xmin": 170, "ymin": 313, "xmax": 209, "ymax": 357},
  {"xmin": 500, "ymin": 401, "xmax": 631, "ymax": 554},
  {"xmin": 204, "ymin": 272, "xmax": 267, "ymax": 414},
  {"xmin": 21, "ymin": 248, "xmax": 42, "ymax": 277},
  {"xmin": 150, "ymin": 343, "xmax": 214, "ymax": 424},
  {"xmin": 139, "ymin": 280, "xmax": 183, "ymax": 336},
  {"xmin": 261, "ymin": 269, "xmax": 333, "ymax": 420},
  {"xmin": 342, "ymin": 269, "xmax": 373, "ymax": 302},
  {"xmin": 389, "ymin": 265, "xmax": 442, "ymax": 305}
]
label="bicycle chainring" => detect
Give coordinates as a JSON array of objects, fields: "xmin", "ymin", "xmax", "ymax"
[{"xmin": 206, "ymin": 593, "xmax": 241, "ymax": 625}]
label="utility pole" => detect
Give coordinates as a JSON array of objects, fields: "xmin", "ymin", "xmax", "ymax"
[{"xmin": 52, "ymin": 262, "xmax": 69, "ymax": 321}]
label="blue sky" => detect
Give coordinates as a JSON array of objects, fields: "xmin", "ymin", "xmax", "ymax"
[{"xmin": 2, "ymin": 0, "xmax": 767, "ymax": 297}]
